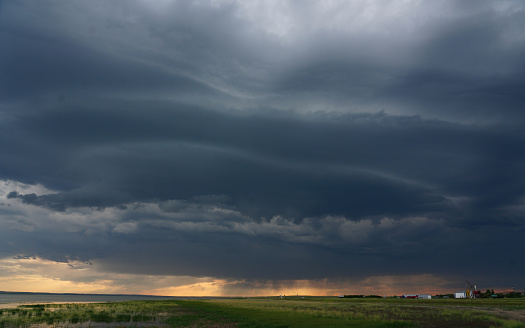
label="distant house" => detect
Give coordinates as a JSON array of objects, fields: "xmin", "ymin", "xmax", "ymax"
[
  {"xmin": 454, "ymin": 291, "xmax": 467, "ymax": 299},
  {"xmin": 402, "ymin": 294, "xmax": 431, "ymax": 299}
]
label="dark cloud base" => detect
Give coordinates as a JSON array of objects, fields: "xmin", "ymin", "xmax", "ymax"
[
  {"xmin": 2, "ymin": 102, "xmax": 524, "ymax": 220},
  {"xmin": 1, "ymin": 95, "xmax": 524, "ymax": 289}
]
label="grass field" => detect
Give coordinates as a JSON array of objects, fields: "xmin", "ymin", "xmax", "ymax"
[{"xmin": 0, "ymin": 297, "xmax": 524, "ymax": 327}]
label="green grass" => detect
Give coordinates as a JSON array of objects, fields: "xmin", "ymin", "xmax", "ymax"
[
  {"xmin": 0, "ymin": 301, "xmax": 175, "ymax": 327},
  {"xmin": 166, "ymin": 299, "xmax": 415, "ymax": 327},
  {"xmin": 166, "ymin": 298, "xmax": 525, "ymax": 328},
  {"xmin": 0, "ymin": 297, "xmax": 524, "ymax": 327}
]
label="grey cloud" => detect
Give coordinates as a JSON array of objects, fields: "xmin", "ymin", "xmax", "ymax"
[
  {"xmin": 3, "ymin": 206, "xmax": 517, "ymax": 284},
  {"xmin": 2, "ymin": 102, "xmax": 525, "ymax": 224},
  {"xmin": 270, "ymin": 3, "xmax": 525, "ymax": 121},
  {"xmin": 0, "ymin": 27, "xmax": 219, "ymax": 103},
  {"xmin": 191, "ymin": 194, "xmax": 231, "ymax": 204},
  {"xmin": 1, "ymin": 186, "xmax": 523, "ymax": 285},
  {"xmin": 12, "ymin": 254, "xmax": 36, "ymax": 260},
  {"xmin": 159, "ymin": 199, "xmax": 189, "ymax": 213},
  {"xmin": 159, "ymin": 195, "xmax": 231, "ymax": 213},
  {"xmin": 6, "ymin": 188, "xmax": 131, "ymax": 211}
]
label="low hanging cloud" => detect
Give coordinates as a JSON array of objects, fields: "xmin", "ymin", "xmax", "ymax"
[
  {"xmin": 1, "ymin": 0, "xmax": 525, "ymax": 294},
  {"xmin": 2, "ymin": 179, "xmax": 523, "ymax": 289},
  {"xmin": 6, "ymin": 189, "xmax": 130, "ymax": 211}
]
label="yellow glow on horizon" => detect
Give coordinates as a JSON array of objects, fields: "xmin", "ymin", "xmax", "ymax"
[
  {"xmin": 0, "ymin": 258, "xmax": 119, "ymax": 294},
  {"xmin": 144, "ymin": 280, "xmax": 232, "ymax": 297},
  {"xmin": 0, "ymin": 275, "xmax": 111, "ymax": 294},
  {"xmin": 144, "ymin": 279, "xmax": 330, "ymax": 297},
  {"xmin": 1, "ymin": 257, "xmax": 461, "ymax": 297}
]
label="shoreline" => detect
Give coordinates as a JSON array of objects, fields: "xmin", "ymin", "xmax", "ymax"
[{"xmin": 0, "ymin": 301, "xmax": 105, "ymax": 309}]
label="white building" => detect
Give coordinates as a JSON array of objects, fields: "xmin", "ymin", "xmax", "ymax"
[
  {"xmin": 402, "ymin": 294, "xmax": 431, "ymax": 299},
  {"xmin": 454, "ymin": 291, "xmax": 466, "ymax": 298}
]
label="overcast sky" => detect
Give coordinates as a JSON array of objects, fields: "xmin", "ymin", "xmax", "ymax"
[{"xmin": 1, "ymin": 0, "xmax": 524, "ymax": 296}]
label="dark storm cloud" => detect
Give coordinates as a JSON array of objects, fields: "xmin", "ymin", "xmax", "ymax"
[
  {"xmin": 5, "ymin": 102, "xmax": 524, "ymax": 222},
  {"xmin": 6, "ymin": 188, "xmax": 130, "ymax": 211},
  {"xmin": 0, "ymin": 22, "xmax": 220, "ymax": 102},
  {"xmin": 1, "ymin": 0, "xmax": 524, "ymax": 289},
  {"xmin": 270, "ymin": 2, "xmax": 525, "ymax": 122}
]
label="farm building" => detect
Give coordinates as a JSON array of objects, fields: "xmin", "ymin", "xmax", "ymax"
[
  {"xmin": 454, "ymin": 291, "xmax": 467, "ymax": 298},
  {"xmin": 401, "ymin": 294, "xmax": 431, "ymax": 299}
]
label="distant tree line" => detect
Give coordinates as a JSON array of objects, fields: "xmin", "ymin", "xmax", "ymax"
[
  {"xmin": 341, "ymin": 295, "xmax": 383, "ymax": 298},
  {"xmin": 481, "ymin": 289, "xmax": 523, "ymax": 298}
]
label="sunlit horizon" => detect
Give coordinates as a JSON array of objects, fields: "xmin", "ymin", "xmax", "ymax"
[{"xmin": 1, "ymin": 257, "xmax": 514, "ymax": 298}]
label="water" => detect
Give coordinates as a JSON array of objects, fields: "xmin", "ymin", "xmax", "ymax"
[{"xmin": 0, "ymin": 292, "xmax": 188, "ymax": 305}]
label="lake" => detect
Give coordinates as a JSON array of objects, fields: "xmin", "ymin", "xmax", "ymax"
[{"xmin": 0, "ymin": 292, "xmax": 193, "ymax": 305}]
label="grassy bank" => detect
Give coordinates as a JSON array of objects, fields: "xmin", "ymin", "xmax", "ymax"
[{"xmin": 0, "ymin": 297, "xmax": 524, "ymax": 327}]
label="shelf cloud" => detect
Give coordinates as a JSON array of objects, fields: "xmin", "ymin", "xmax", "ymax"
[{"xmin": 1, "ymin": 0, "xmax": 524, "ymax": 295}]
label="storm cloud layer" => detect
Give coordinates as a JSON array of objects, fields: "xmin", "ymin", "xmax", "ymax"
[{"xmin": 1, "ymin": 0, "xmax": 524, "ymax": 294}]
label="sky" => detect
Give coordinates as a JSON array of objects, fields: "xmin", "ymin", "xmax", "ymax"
[{"xmin": 1, "ymin": 0, "xmax": 524, "ymax": 297}]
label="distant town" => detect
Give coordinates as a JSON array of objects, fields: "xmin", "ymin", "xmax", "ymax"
[{"xmin": 339, "ymin": 280, "xmax": 525, "ymax": 299}]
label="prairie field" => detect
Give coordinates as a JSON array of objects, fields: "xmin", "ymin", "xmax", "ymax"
[{"xmin": 1, "ymin": 297, "xmax": 524, "ymax": 328}]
